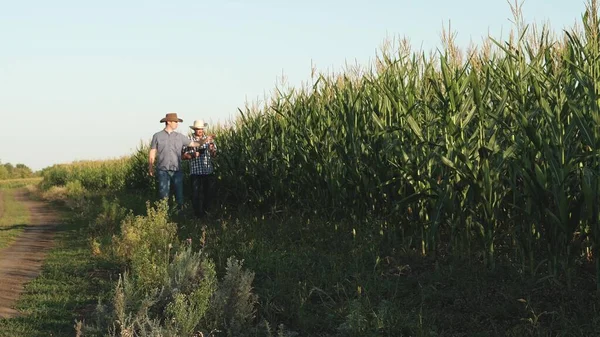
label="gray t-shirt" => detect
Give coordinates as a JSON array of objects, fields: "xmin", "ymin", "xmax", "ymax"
[{"xmin": 150, "ymin": 130, "xmax": 191, "ymax": 171}]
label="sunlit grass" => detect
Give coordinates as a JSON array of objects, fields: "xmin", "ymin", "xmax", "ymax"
[
  {"xmin": 0, "ymin": 178, "xmax": 42, "ymax": 190},
  {"xmin": 0, "ymin": 189, "xmax": 30, "ymax": 249}
]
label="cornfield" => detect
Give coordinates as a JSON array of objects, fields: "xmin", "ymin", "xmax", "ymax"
[
  {"xmin": 41, "ymin": 157, "xmax": 132, "ymax": 191},
  {"xmin": 212, "ymin": 1, "xmax": 600, "ymax": 289}
]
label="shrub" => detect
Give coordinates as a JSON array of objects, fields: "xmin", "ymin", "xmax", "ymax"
[
  {"xmin": 91, "ymin": 198, "xmax": 131, "ymax": 238},
  {"xmin": 207, "ymin": 257, "xmax": 258, "ymax": 336},
  {"xmin": 162, "ymin": 243, "xmax": 217, "ymax": 336},
  {"xmin": 113, "ymin": 199, "xmax": 177, "ymax": 292}
]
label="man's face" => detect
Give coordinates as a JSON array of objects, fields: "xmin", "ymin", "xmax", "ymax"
[
  {"xmin": 194, "ymin": 128, "xmax": 204, "ymax": 137},
  {"xmin": 169, "ymin": 120, "xmax": 179, "ymax": 129}
]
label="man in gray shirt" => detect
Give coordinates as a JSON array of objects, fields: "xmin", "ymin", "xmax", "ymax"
[{"xmin": 149, "ymin": 112, "xmax": 204, "ymax": 212}]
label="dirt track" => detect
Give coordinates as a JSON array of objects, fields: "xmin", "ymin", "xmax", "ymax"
[{"xmin": 0, "ymin": 189, "xmax": 59, "ymax": 318}]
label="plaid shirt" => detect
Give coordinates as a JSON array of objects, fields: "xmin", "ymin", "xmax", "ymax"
[{"xmin": 186, "ymin": 135, "xmax": 216, "ymax": 175}]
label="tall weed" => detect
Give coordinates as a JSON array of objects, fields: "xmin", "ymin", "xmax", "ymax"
[
  {"xmin": 208, "ymin": 257, "xmax": 258, "ymax": 336},
  {"xmin": 113, "ymin": 199, "xmax": 177, "ymax": 292}
]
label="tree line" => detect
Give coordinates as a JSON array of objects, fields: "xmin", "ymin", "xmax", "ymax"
[{"xmin": 0, "ymin": 161, "xmax": 36, "ymax": 180}]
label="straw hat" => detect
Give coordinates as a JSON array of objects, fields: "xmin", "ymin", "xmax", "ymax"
[
  {"xmin": 160, "ymin": 112, "xmax": 183, "ymax": 123},
  {"xmin": 190, "ymin": 119, "xmax": 208, "ymax": 130}
]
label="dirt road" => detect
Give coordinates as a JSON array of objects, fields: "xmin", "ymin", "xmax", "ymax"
[{"xmin": 0, "ymin": 189, "xmax": 59, "ymax": 318}]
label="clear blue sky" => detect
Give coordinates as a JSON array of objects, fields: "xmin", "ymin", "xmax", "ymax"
[{"xmin": 0, "ymin": 0, "xmax": 587, "ymax": 171}]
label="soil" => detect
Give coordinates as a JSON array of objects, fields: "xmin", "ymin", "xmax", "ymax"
[{"xmin": 0, "ymin": 189, "xmax": 59, "ymax": 318}]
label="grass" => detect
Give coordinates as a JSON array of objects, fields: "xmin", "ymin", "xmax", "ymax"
[
  {"xmin": 0, "ymin": 189, "xmax": 31, "ymax": 249},
  {"xmin": 0, "ymin": 182, "xmax": 594, "ymax": 336},
  {"xmin": 0, "ymin": 177, "xmax": 42, "ymax": 190},
  {"xmin": 0, "ymin": 190, "xmax": 117, "ymax": 337},
  {"xmin": 2, "ymin": 184, "xmax": 596, "ymax": 336},
  {"xmin": 80, "ymin": 189, "xmax": 598, "ymax": 336},
  {"xmin": 171, "ymin": 205, "xmax": 600, "ymax": 336}
]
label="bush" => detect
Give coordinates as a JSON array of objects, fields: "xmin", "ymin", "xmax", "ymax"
[
  {"xmin": 113, "ymin": 199, "xmax": 177, "ymax": 292},
  {"xmin": 207, "ymin": 257, "xmax": 258, "ymax": 336},
  {"xmin": 91, "ymin": 198, "xmax": 131, "ymax": 237},
  {"xmin": 162, "ymin": 243, "xmax": 217, "ymax": 336},
  {"xmin": 89, "ymin": 198, "xmax": 133, "ymax": 257},
  {"xmin": 80, "ymin": 245, "xmax": 259, "ymax": 337}
]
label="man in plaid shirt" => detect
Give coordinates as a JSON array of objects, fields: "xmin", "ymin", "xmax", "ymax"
[{"xmin": 182, "ymin": 119, "xmax": 217, "ymax": 218}]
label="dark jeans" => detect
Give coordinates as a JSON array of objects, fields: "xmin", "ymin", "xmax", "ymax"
[
  {"xmin": 191, "ymin": 174, "xmax": 216, "ymax": 217},
  {"xmin": 157, "ymin": 169, "xmax": 184, "ymax": 208}
]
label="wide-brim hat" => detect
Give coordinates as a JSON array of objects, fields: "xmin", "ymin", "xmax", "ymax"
[
  {"xmin": 160, "ymin": 112, "xmax": 183, "ymax": 123},
  {"xmin": 190, "ymin": 119, "xmax": 208, "ymax": 130}
]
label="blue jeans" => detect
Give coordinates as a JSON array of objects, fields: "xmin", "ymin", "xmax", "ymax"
[{"xmin": 156, "ymin": 169, "xmax": 184, "ymax": 208}]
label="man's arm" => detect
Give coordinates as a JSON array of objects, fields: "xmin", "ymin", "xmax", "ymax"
[
  {"xmin": 180, "ymin": 132, "xmax": 205, "ymax": 148},
  {"xmin": 182, "ymin": 150, "xmax": 192, "ymax": 161},
  {"xmin": 182, "ymin": 146, "xmax": 202, "ymax": 160},
  {"xmin": 207, "ymin": 135, "xmax": 217, "ymax": 158},
  {"xmin": 209, "ymin": 142, "xmax": 217, "ymax": 158},
  {"xmin": 189, "ymin": 139, "xmax": 206, "ymax": 147},
  {"xmin": 148, "ymin": 148, "xmax": 157, "ymax": 176}
]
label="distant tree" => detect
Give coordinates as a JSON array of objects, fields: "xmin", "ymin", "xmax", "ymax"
[
  {"xmin": 14, "ymin": 164, "xmax": 33, "ymax": 178},
  {"xmin": 3, "ymin": 163, "xmax": 13, "ymax": 176},
  {"xmin": 0, "ymin": 161, "xmax": 35, "ymax": 180},
  {"xmin": 0, "ymin": 165, "xmax": 8, "ymax": 180}
]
